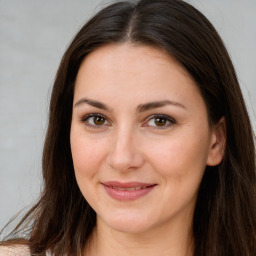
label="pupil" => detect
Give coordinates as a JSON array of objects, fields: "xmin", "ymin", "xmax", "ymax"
[
  {"xmin": 155, "ymin": 118, "xmax": 166, "ymax": 126},
  {"xmin": 94, "ymin": 116, "xmax": 104, "ymax": 125}
]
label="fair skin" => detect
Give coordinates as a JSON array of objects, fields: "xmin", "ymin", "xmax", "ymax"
[{"xmin": 70, "ymin": 43, "xmax": 226, "ymax": 256}]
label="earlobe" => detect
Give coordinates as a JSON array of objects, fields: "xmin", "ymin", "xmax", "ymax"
[{"xmin": 207, "ymin": 117, "xmax": 226, "ymax": 166}]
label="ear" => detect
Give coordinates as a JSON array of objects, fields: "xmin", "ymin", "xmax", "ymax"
[{"xmin": 207, "ymin": 117, "xmax": 226, "ymax": 166}]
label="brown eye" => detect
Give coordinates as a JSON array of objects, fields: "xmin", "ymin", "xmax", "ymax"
[
  {"xmin": 93, "ymin": 116, "xmax": 105, "ymax": 125},
  {"xmin": 154, "ymin": 117, "xmax": 167, "ymax": 126},
  {"xmin": 145, "ymin": 114, "xmax": 176, "ymax": 128},
  {"xmin": 83, "ymin": 114, "xmax": 110, "ymax": 128}
]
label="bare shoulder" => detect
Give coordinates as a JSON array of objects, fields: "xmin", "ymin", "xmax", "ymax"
[{"xmin": 0, "ymin": 245, "xmax": 30, "ymax": 256}]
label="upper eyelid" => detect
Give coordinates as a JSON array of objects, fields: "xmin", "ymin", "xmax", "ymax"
[
  {"xmin": 81, "ymin": 114, "xmax": 111, "ymax": 129},
  {"xmin": 80, "ymin": 113, "xmax": 176, "ymax": 126},
  {"xmin": 146, "ymin": 114, "xmax": 176, "ymax": 122},
  {"xmin": 142, "ymin": 114, "xmax": 177, "ymax": 129},
  {"xmin": 82, "ymin": 113, "xmax": 110, "ymax": 124},
  {"xmin": 82, "ymin": 113, "xmax": 107, "ymax": 120}
]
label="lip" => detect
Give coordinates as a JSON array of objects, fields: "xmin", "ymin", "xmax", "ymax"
[{"xmin": 101, "ymin": 181, "xmax": 156, "ymax": 201}]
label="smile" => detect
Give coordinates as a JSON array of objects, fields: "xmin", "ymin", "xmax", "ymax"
[
  {"xmin": 109, "ymin": 186, "xmax": 149, "ymax": 191},
  {"xmin": 101, "ymin": 181, "xmax": 156, "ymax": 201}
]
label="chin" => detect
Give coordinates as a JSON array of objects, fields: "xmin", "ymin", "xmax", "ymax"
[{"xmin": 98, "ymin": 212, "xmax": 155, "ymax": 234}]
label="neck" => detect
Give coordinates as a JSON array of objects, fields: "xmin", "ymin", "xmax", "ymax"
[{"xmin": 84, "ymin": 216, "xmax": 194, "ymax": 256}]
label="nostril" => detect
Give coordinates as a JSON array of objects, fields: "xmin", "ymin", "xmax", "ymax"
[
  {"xmin": 106, "ymin": 131, "xmax": 144, "ymax": 171},
  {"xmin": 106, "ymin": 148, "xmax": 144, "ymax": 172}
]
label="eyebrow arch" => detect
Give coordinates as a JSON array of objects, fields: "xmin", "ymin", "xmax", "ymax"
[
  {"xmin": 74, "ymin": 98, "xmax": 186, "ymax": 112},
  {"xmin": 74, "ymin": 98, "xmax": 110, "ymax": 111},
  {"xmin": 137, "ymin": 100, "xmax": 186, "ymax": 112}
]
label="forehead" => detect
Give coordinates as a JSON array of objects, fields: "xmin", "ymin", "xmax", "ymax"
[
  {"xmin": 78, "ymin": 43, "xmax": 190, "ymax": 79},
  {"xmin": 74, "ymin": 43, "xmax": 205, "ymax": 113},
  {"xmin": 76, "ymin": 43, "xmax": 194, "ymax": 89}
]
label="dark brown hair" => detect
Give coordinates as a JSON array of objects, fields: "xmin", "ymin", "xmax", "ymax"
[{"xmin": 1, "ymin": 0, "xmax": 256, "ymax": 255}]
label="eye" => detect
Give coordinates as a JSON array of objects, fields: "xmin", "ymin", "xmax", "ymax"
[
  {"xmin": 82, "ymin": 114, "xmax": 110, "ymax": 128},
  {"xmin": 144, "ymin": 114, "xmax": 176, "ymax": 128}
]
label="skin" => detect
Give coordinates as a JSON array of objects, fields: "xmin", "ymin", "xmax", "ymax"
[{"xmin": 70, "ymin": 43, "xmax": 226, "ymax": 256}]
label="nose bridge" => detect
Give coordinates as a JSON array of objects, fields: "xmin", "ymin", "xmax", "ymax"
[{"xmin": 107, "ymin": 124, "xmax": 143, "ymax": 171}]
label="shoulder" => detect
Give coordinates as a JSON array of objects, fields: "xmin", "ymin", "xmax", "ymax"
[{"xmin": 0, "ymin": 245, "xmax": 30, "ymax": 256}]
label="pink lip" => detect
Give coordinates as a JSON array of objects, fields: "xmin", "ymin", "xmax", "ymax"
[{"xmin": 101, "ymin": 181, "xmax": 156, "ymax": 201}]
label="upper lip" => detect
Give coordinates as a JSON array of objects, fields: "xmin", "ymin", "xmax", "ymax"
[{"xmin": 102, "ymin": 181, "xmax": 156, "ymax": 188}]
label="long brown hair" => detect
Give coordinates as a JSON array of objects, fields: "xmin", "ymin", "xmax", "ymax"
[{"xmin": 1, "ymin": 0, "xmax": 256, "ymax": 255}]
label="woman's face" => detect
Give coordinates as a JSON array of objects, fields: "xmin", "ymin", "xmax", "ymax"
[{"xmin": 70, "ymin": 43, "xmax": 223, "ymax": 234}]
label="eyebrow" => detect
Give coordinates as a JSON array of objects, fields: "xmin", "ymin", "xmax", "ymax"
[
  {"xmin": 137, "ymin": 100, "xmax": 186, "ymax": 112},
  {"xmin": 74, "ymin": 98, "xmax": 110, "ymax": 111},
  {"xmin": 74, "ymin": 98, "xmax": 186, "ymax": 112}
]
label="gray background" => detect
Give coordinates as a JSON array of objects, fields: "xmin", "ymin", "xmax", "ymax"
[{"xmin": 0, "ymin": 0, "xmax": 255, "ymax": 232}]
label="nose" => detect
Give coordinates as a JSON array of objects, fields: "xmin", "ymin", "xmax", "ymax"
[{"xmin": 107, "ymin": 127, "xmax": 144, "ymax": 172}]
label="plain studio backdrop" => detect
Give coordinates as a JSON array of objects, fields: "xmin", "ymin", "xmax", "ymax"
[{"xmin": 0, "ymin": 0, "xmax": 255, "ymax": 233}]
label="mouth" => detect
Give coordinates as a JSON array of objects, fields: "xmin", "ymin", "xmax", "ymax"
[
  {"xmin": 101, "ymin": 181, "xmax": 156, "ymax": 201},
  {"xmin": 108, "ymin": 185, "xmax": 151, "ymax": 191}
]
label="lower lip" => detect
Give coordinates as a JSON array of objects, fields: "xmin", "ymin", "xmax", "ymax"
[{"xmin": 102, "ymin": 184, "xmax": 156, "ymax": 201}]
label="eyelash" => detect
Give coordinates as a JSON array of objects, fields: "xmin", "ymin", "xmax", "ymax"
[
  {"xmin": 81, "ymin": 113, "xmax": 110, "ymax": 129},
  {"xmin": 81, "ymin": 113, "xmax": 176, "ymax": 129},
  {"xmin": 143, "ymin": 114, "xmax": 176, "ymax": 129}
]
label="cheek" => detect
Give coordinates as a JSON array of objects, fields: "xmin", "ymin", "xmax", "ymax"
[
  {"xmin": 70, "ymin": 135, "xmax": 104, "ymax": 206},
  {"xmin": 70, "ymin": 130, "xmax": 107, "ymax": 186},
  {"xmin": 146, "ymin": 127, "xmax": 211, "ymax": 184}
]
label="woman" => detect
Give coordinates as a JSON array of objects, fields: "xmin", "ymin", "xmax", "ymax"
[{"xmin": 0, "ymin": 0, "xmax": 255, "ymax": 255}]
